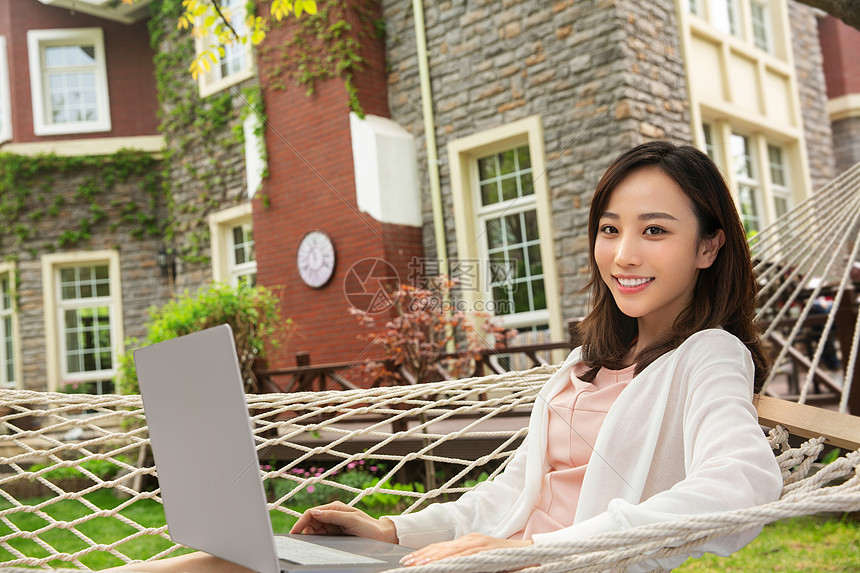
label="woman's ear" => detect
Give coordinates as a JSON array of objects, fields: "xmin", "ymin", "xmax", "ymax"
[{"xmin": 697, "ymin": 229, "xmax": 725, "ymax": 269}]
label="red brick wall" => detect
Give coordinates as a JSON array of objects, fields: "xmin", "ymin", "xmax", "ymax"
[
  {"xmin": 818, "ymin": 15, "xmax": 860, "ymax": 99},
  {"xmin": 254, "ymin": 0, "xmax": 424, "ymax": 370},
  {"xmin": 1, "ymin": 1, "xmax": 158, "ymax": 143}
]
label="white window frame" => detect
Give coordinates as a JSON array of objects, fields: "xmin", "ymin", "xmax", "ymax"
[
  {"xmin": 209, "ymin": 203, "xmax": 257, "ymax": 286},
  {"xmin": 474, "ymin": 146, "xmax": 547, "ymax": 327},
  {"xmin": 195, "ymin": 0, "xmax": 255, "ymax": 98},
  {"xmin": 42, "ymin": 251, "xmax": 123, "ymax": 393},
  {"xmin": 767, "ymin": 143, "xmax": 791, "ymax": 218},
  {"xmin": 749, "ymin": 0, "xmax": 772, "ymax": 53},
  {"xmin": 447, "ymin": 116, "xmax": 563, "ymax": 339},
  {"xmin": 730, "ymin": 132, "xmax": 764, "ymax": 234},
  {"xmin": 707, "ymin": 122, "xmax": 799, "ymax": 232},
  {"xmin": 0, "ymin": 263, "xmax": 22, "ymax": 389},
  {"xmin": 0, "ymin": 36, "xmax": 11, "ymax": 144},
  {"xmin": 27, "ymin": 28, "xmax": 112, "ymax": 136},
  {"xmin": 711, "ymin": 0, "xmax": 741, "ymax": 37}
]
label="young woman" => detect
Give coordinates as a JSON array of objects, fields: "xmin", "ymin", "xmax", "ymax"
[
  {"xmin": 112, "ymin": 141, "xmax": 783, "ymax": 572},
  {"xmin": 289, "ymin": 141, "xmax": 783, "ymax": 571}
]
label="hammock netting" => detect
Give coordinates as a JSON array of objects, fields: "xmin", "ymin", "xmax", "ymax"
[{"xmin": 1, "ymin": 162, "xmax": 859, "ymax": 571}]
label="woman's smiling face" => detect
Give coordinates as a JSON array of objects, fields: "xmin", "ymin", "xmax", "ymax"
[{"xmin": 594, "ymin": 166, "xmax": 723, "ymax": 340}]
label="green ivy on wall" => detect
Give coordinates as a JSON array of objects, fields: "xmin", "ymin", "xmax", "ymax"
[
  {"xmin": 260, "ymin": 0, "xmax": 383, "ymax": 117},
  {"xmin": 0, "ymin": 150, "xmax": 162, "ymax": 256}
]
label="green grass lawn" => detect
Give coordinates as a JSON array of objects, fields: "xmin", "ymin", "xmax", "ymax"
[
  {"xmin": 2, "ymin": 491, "xmax": 857, "ymax": 570},
  {"xmin": 679, "ymin": 515, "xmax": 860, "ymax": 571}
]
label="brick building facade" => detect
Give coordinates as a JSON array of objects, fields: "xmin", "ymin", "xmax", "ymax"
[{"xmin": 0, "ymin": 0, "xmax": 853, "ymax": 391}]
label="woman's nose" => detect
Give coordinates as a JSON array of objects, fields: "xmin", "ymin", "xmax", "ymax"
[{"xmin": 614, "ymin": 234, "xmax": 641, "ymax": 267}]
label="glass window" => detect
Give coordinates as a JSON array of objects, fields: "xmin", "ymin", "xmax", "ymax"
[
  {"xmin": 230, "ymin": 224, "xmax": 256, "ymax": 285},
  {"xmin": 197, "ymin": 0, "xmax": 252, "ymax": 97},
  {"xmin": 711, "ymin": 0, "xmax": 740, "ymax": 36},
  {"xmin": 768, "ymin": 144, "xmax": 791, "ymax": 218},
  {"xmin": 209, "ymin": 206, "xmax": 257, "ymax": 286},
  {"xmin": 27, "ymin": 28, "xmax": 111, "ymax": 135},
  {"xmin": 57, "ymin": 263, "xmax": 115, "ymax": 394},
  {"xmin": 702, "ymin": 123, "xmax": 717, "ymax": 162},
  {"xmin": 688, "ymin": 0, "xmax": 703, "ymax": 17},
  {"xmin": 477, "ymin": 145, "xmax": 545, "ymax": 322},
  {"xmin": 750, "ymin": 0, "xmax": 771, "ymax": 52},
  {"xmin": 731, "ymin": 133, "xmax": 763, "ymax": 234},
  {"xmin": 0, "ymin": 274, "xmax": 15, "ymax": 388}
]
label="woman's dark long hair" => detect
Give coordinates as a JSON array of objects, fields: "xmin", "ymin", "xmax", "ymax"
[{"xmin": 577, "ymin": 140, "xmax": 768, "ymax": 390}]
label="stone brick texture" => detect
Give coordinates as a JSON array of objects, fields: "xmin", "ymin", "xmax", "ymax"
[
  {"xmin": 147, "ymin": 8, "xmax": 255, "ymax": 293},
  {"xmin": 789, "ymin": 1, "xmax": 836, "ymax": 190},
  {"xmin": 832, "ymin": 117, "xmax": 860, "ymax": 173},
  {"xmin": 381, "ymin": 0, "xmax": 692, "ymax": 320},
  {"xmin": 8, "ymin": 167, "xmax": 170, "ymax": 391}
]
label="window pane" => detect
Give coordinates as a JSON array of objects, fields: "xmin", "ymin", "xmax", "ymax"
[
  {"xmin": 500, "ymin": 176, "xmax": 518, "ymax": 202},
  {"xmin": 751, "ymin": 2, "xmax": 769, "ymax": 52},
  {"xmin": 503, "ymin": 213, "xmax": 522, "ymax": 245},
  {"xmin": 523, "ymin": 210, "xmax": 539, "ymax": 241},
  {"xmin": 509, "ymin": 247, "xmax": 526, "ymax": 279},
  {"xmin": 492, "ymin": 284, "xmax": 512, "ymax": 315},
  {"xmin": 528, "ymin": 245, "xmax": 543, "ymax": 275},
  {"xmin": 513, "ymin": 281, "xmax": 531, "ymax": 313},
  {"xmin": 478, "ymin": 155, "xmax": 497, "ymax": 179},
  {"xmin": 531, "ymin": 279, "xmax": 547, "ymax": 311},
  {"xmin": 712, "ymin": 0, "xmax": 738, "ymax": 36},
  {"xmin": 768, "ymin": 145, "xmax": 785, "ymax": 186},
  {"xmin": 516, "ymin": 145, "xmax": 531, "ymax": 169},
  {"xmin": 774, "ymin": 196, "xmax": 789, "ymax": 219},
  {"xmin": 730, "ymin": 134, "xmax": 753, "ymax": 179},
  {"xmin": 739, "ymin": 185, "xmax": 761, "ymax": 233},
  {"xmin": 486, "ymin": 219, "xmax": 504, "ymax": 250},
  {"xmin": 480, "ymin": 182, "xmax": 498, "ymax": 206},
  {"xmin": 520, "ymin": 171, "xmax": 534, "ymax": 197},
  {"xmin": 498, "ymin": 150, "xmax": 516, "ymax": 175}
]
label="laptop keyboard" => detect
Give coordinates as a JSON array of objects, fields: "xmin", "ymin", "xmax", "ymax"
[{"xmin": 275, "ymin": 536, "xmax": 387, "ymax": 566}]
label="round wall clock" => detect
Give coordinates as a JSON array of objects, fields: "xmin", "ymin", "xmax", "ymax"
[{"xmin": 296, "ymin": 230, "xmax": 336, "ymax": 288}]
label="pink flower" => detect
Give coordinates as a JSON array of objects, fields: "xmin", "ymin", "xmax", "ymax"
[{"xmin": 307, "ymin": 486, "xmax": 315, "ymax": 494}]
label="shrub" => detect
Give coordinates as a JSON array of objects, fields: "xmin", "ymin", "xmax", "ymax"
[{"xmin": 117, "ymin": 282, "xmax": 288, "ymax": 394}]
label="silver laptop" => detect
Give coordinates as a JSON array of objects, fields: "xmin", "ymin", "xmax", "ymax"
[{"xmin": 135, "ymin": 324, "xmax": 410, "ymax": 573}]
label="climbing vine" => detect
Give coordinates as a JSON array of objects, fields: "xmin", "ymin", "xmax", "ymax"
[
  {"xmin": 148, "ymin": 0, "xmax": 256, "ymax": 264},
  {"xmin": 0, "ymin": 151, "xmax": 162, "ymax": 256},
  {"xmin": 259, "ymin": 0, "xmax": 383, "ymax": 117}
]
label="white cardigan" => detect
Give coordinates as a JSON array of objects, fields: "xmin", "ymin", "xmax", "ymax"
[{"xmin": 387, "ymin": 329, "xmax": 784, "ymax": 572}]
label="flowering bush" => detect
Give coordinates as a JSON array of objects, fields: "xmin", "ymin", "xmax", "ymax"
[
  {"xmin": 351, "ymin": 277, "xmax": 515, "ymax": 386},
  {"xmin": 265, "ymin": 461, "xmax": 423, "ymax": 513}
]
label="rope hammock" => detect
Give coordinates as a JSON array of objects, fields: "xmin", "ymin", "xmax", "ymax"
[{"xmin": 0, "ymin": 162, "xmax": 859, "ymax": 571}]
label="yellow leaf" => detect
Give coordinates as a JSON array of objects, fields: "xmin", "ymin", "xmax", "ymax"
[{"xmin": 303, "ymin": 1, "xmax": 318, "ymax": 16}]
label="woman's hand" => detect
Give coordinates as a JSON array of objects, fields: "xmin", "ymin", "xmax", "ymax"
[
  {"xmin": 399, "ymin": 533, "xmax": 533, "ymax": 567},
  {"xmin": 289, "ymin": 501, "xmax": 398, "ymax": 544}
]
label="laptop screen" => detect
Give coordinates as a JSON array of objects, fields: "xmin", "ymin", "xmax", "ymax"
[{"xmin": 135, "ymin": 324, "xmax": 281, "ymax": 573}]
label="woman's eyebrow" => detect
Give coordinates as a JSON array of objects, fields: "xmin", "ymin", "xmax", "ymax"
[
  {"xmin": 639, "ymin": 212, "xmax": 679, "ymax": 221},
  {"xmin": 599, "ymin": 211, "xmax": 680, "ymax": 221}
]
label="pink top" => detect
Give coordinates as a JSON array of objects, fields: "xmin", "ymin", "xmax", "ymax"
[{"xmin": 509, "ymin": 362, "xmax": 634, "ymax": 540}]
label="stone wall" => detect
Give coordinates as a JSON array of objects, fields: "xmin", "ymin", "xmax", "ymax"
[
  {"xmin": 6, "ymin": 159, "xmax": 169, "ymax": 391},
  {"xmin": 832, "ymin": 117, "xmax": 860, "ymax": 173},
  {"xmin": 148, "ymin": 1, "xmax": 255, "ymax": 292},
  {"xmin": 789, "ymin": 0, "xmax": 836, "ymax": 190},
  {"xmin": 381, "ymin": 0, "xmax": 691, "ymax": 321}
]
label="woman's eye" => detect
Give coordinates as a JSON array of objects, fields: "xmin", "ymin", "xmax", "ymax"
[
  {"xmin": 599, "ymin": 225, "xmax": 618, "ymax": 234},
  {"xmin": 644, "ymin": 226, "xmax": 665, "ymax": 236}
]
